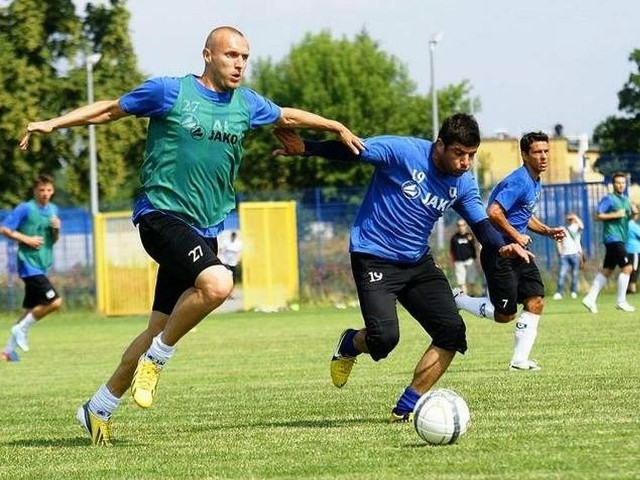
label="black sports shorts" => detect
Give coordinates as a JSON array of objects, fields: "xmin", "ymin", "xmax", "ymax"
[
  {"xmin": 350, "ymin": 251, "xmax": 467, "ymax": 359},
  {"xmin": 603, "ymin": 241, "xmax": 631, "ymax": 270},
  {"xmin": 137, "ymin": 211, "xmax": 222, "ymax": 315},
  {"xmin": 22, "ymin": 275, "xmax": 59, "ymax": 309},
  {"xmin": 480, "ymin": 248, "xmax": 544, "ymax": 316}
]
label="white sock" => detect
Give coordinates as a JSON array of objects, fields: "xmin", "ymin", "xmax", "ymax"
[
  {"xmin": 455, "ymin": 295, "xmax": 495, "ymax": 320},
  {"xmin": 5, "ymin": 331, "xmax": 18, "ymax": 351},
  {"xmin": 17, "ymin": 312, "xmax": 37, "ymax": 331},
  {"xmin": 88, "ymin": 384, "xmax": 121, "ymax": 420},
  {"xmin": 510, "ymin": 311, "xmax": 540, "ymax": 365},
  {"xmin": 586, "ymin": 273, "xmax": 607, "ymax": 300},
  {"xmin": 617, "ymin": 273, "xmax": 631, "ymax": 304},
  {"xmin": 145, "ymin": 333, "xmax": 175, "ymax": 366}
]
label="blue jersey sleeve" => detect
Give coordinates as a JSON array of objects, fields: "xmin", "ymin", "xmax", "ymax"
[
  {"xmin": 452, "ymin": 176, "xmax": 488, "ymax": 224},
  {"xmin": 239, "ymin": 88, "xmax": 282, "ymax": 128},
  {"xmin": 492, "ymin": 176, "xmax": 522, "ymax": 212},
  {"xmin": 597, "ymin": 195, "xmax": 614, "ymax": 214},
  {"xmin": 1, "ymin": 203, "xmax": 29, "ymax": 231},
  {"xmin": 360, "ymin": 136, "xmax": 423, "ymax": 167},
  {"xmin": 119, "ymin": 77, "xmax": 180, "ymax": 117}
]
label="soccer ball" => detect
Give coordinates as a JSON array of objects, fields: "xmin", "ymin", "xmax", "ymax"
[{"xmin": 413, "ymin": 388, "xmax": 470, "ymax": 445}]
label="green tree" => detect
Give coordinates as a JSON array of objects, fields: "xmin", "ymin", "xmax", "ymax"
[
  {"xmin": 65, "ymin": 0, "xmax": 146, "ymax": 209},
  {"xmin": 241, "ymin": 30, "xmax": 479, "ymax": 191},
  {"xmin": 0, "ymin": 0, "xmax": 146, "ymax": 210},
  {"xmin": 593, "ymin": 49, "xmax": 640, "ymax": 182},
  {"xmin": 0, "ymin": 0, "xmax": 81, "ymax": 208}
]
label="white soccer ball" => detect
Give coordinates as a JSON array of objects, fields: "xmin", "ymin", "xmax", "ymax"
[{"xmin": 413, "ymin": 388, "xmax": 471, "ymax": 445}]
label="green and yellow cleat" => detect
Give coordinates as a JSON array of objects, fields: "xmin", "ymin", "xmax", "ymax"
[
  {"xmin": 330, "ymin": 329, "xmax": 358, "ymax": 388},
  {"xmin": 76, "ymin": 402, "xmax": 113, "ymax": 447},
  {"xmin": 389, "ymin": 409, "xmax": 414, "ymax": 423}
]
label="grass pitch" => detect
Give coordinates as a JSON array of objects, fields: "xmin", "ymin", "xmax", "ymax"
[{"xmin": 0, "ymin": 293, "xmax": 638, "ymax": 479}]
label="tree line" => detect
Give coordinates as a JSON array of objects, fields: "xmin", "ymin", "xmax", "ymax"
[{"xmin": 1, "ymin": 0, "xmax": 637, "ymax": 209}]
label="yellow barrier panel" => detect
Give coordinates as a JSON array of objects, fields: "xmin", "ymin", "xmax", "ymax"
[
  {"xmin": 94, "ymin": 212, "xmax": 156, "ymax": 316},
  {"xmin": 239, "ymin": 201, "xmax": 299, "ymax": 311}
]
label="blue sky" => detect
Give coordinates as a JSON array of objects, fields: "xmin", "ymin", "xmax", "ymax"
[{"xmin": 80, "ymin": 0, "xmax": 640, "ymax": 140}]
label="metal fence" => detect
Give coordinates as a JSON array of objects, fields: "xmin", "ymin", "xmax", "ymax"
[{"xmin": 0, "ymin": 181, "xmax": 608, "ymax": 310}]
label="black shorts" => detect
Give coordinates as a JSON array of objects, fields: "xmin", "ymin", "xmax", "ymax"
[
  {"xmin": 138, "ymin": 212, "xmax": 223, "ymax": 315},
  {"xmin": 351, "ymin": 252, "xmax": 467, "ymax": 360},
  {"xmin": 22, "ymin": 275, "xmax": 60, "ymax": 309},
  {"xmin": 480, "ymin": 248, "xmax": 544, "ymax": 316},
  {"xmin": 603, "ymin": 242, "xmax": 631, "ymax": 270}
]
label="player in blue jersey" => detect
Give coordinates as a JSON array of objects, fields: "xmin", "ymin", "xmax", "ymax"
[
  {"xmin": 273, "ymin": 114, "xmax": 532, "ymax": 421},
  {"xmin": 454, "ymin": 132, "xmax": 565, "ymax": 371},
  {"xmin": 19, "ymin": 26, "xmax": 364, "ymax": 446},
  {"xmin": 1, "ymin": 174, "xmax": 63, "ymax": 362}
]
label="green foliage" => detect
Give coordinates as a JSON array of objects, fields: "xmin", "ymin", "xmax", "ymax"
[
  {"xmin": 241, "ymin": 30, "xmax": 479, "ymax": 191},
  {"xmin": 593, "ymin": 49, "xmax": 640, "ymax": 182},
  {"xmin": 0, "ymin": 0, "xmax": 145, "ymax": 209},
  {"xmin": 0, "ymin": 298, "xmax": 638, "ymax": 479}
]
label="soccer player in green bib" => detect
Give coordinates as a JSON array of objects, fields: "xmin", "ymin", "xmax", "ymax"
[
  {"xmin": 1, "ymin": 174, "xmax": 63, "ymax": 361},
  {"xmin": 582, "ymin": 172, "xmax": 637, "ymax": 313},
  {"xmin": 19, "ymin": 26, "xmax": 364, "ymax": 446}
]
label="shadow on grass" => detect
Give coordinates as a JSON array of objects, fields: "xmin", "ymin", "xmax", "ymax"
[
  {"xmin": 191, "ymin": 416, "xmax": 388, "ymax": 430},
  {"xmin": 4, "ymin": 436, "xmax": 138, "ymax": 447}
]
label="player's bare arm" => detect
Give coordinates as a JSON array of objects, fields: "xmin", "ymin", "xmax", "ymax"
[
  {"xmin": 276, "ymin": 108, "xmax": 364, "ymax": 154},
  {"xmin": 487, "ymin": 202, "xmax": 531, "ymax": 247},
  {"xmin": 528, "ymin": 216, "xmax": 565, "ymax": 240},
  {"xmin": 272, "ymin": 127, "xmax": 306, "ymax": 156},
  {"xmin": 19, "ymin": 100, "xmax": 128, "ymax": 151},
  {"xmin": 498, "ymin": 243, "xmax": 534, "ymax": 263}
]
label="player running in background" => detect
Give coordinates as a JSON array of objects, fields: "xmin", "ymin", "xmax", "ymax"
[
  {"xmin": 454, "ymin": 132, "xmax": 565, "ymax": 371},
  {"xmin": 19, "ymin": 26, "xmax": 363, "ymax": 446},
  {"xmin": 582, "ymin": 172, "xmax": 637, "ymax": 313},
  {"xmin": 273, "ymin": 114, "xmax": 532, "ymax": 421},
  {"xmin": 1, "ymin": 174, "xmax": 63, "ymax": 361}
]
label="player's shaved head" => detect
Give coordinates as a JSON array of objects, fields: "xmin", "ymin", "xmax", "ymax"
[{"xmin": 204, "ymin": 26, "xmax": 245, "ymax": 50}]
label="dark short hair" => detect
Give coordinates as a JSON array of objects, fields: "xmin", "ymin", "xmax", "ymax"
[
  {"xmin": 437, "ymin": 113, "xmax": 480, "ymax": 148},
  {"xmin": 520, "ymin": 131, "xmax": 549, "ymax": 154},
  {"xmin": 612, "ymin": 172, "xmax": 627, "ymax": 182},
  {"xmin": 34, "ymin": 173, "xmax": 54, "ymax": 188}
]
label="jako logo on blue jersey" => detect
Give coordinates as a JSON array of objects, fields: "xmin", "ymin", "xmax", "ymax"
[
  {"xmin": 401, "ymin": 180, "xmax": 420, "ymax": 199},
  {"xmin": 402, "ymin": 180, "xmax": 456, "ymax": 212}
]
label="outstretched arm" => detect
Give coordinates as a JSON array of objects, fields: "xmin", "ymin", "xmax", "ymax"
[
  {"xmin": 19, "ymin": 100, "xmax": 129, "ymax": 151},
  {"xmin": 275, "ymin": 110, "xmax": 364, "ymax": 155},
  {"xmin": 272, "ymin": 126, "xmax": 361, "ymax": 162},
  {"xmin": 528, "ymin": 215, "xmax": 565, "ymax": 240}
]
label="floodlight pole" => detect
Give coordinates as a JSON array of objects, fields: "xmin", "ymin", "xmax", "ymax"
[
  {"xmin": 86, "ymin": 53, "xmax": 102, "ymax": 216},
  {"xmin": 429, "ymin": 33, "xmax": 445, "ymax": 248}
]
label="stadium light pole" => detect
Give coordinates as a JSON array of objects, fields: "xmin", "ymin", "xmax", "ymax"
[
  {"xmin": 429, "ymin": 32, "xmax": 445, "ymax": 248},
  {"xmin": 429, "ymin": 32, "xmax": 443, "ymax": 141},
  {"xmin": 86, "ymin": 53, "xmax": 102, "ymax": 216}
]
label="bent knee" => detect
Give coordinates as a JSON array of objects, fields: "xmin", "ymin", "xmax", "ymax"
[
  {"xmin": 366, "ymin": 330, "xmax": 400, "ymax": 361},
  {"xmin": 50, "ymin": 297, "xmax": 63, "ymax": 311},
  {"xmin": 197, "ymin": 265, "xmax": 234, "ymax": 305},
  {"xmin": 494, "ymin": 312, "xmax": 516, "ymax": 323},
  {"xmin": 523, "ymin": 296, "xmax": 544, "ymax": 314}
]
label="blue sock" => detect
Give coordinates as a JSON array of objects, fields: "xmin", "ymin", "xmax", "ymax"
[
  {"xmin": 394, "ymin": 386, "xmax": 421, "ymax": 415},
  {"xmin": 339, "ymin": 329, "xmax": 360, "ymax": 357}
]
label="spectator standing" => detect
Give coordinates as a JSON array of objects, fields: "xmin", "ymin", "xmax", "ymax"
[
  {"xmin": 553, "ymin": 213, "xmax": 584, "ymax": 300},
  {"xmin": 449, "ymin": 219, "xmax": 478, "ymax": 294}
]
